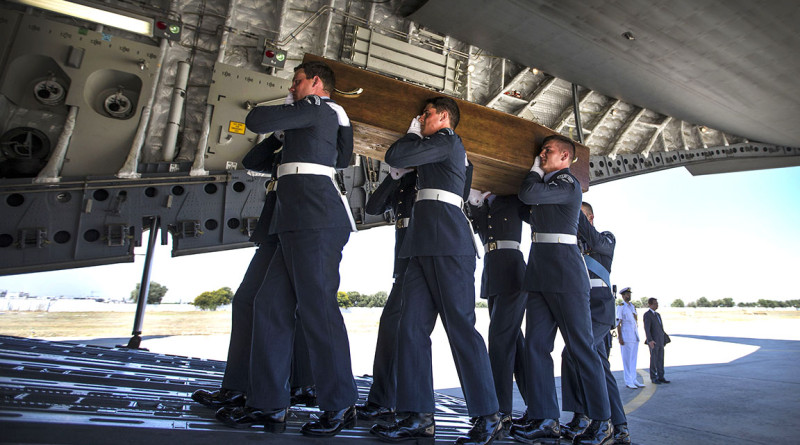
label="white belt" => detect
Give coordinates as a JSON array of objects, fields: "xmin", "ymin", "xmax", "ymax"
[
  {"xmin": 396, "ymin": 217, "xmax": 410, "ymax": 229},
  {"xmin": 276, "ymin": 162, "xmax": 357, "ymax": 232},
  {"xmin": 415, "ymin": 188, "xmax": 480, "ymax": 257},
  {"xmin": 277, "ymin": 162, "xmax": 335, "ymax": 178},
  {"xmin": 415, "ymin": 188, "xmax": 463, "ymax": 207},
  {"xmin": 531, "ymin": 232, "xmax": 577, "ymax": 244},
  {"xmin": 484, "ymin": 240, "xmax": 520, "ymax": 254},
  {"xmin": 590, "ymin": 278, "xmax": 608, "ymax": 288}
]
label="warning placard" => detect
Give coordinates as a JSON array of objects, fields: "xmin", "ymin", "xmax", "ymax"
[{"xmin": 228, "ymin": 121, "xmax": 246, "ymax": 135}]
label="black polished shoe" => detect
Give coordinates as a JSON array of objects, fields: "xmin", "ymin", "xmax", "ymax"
[
  {"xmin": 357, "ymin": 401, "xmax": 395, "ymax": 421},
  {"xmin": 191, "ymin": 387, "xmax": 245, "ymax": 409},
  {"xmin": 301, "ymin": 405, "xmax": 356, "ymax": 437},
  {"xmin": 509, "ymin": 418, "xmax": 561, "ymax": 444},
  {"xmin": 498, "ymin": 412, "xmax": 513, "ymax": 438},
  {"xmin": 511, "ymin": 410, "xmax": 529, "ymax": 426},
  {"xmin": 658, "ymin": 378, "xmax": 671, "ymax": 384},
  {"xmin": 612, "ymin": 423, "xmax": 631, "ymax": 445},
  {"xmin": 290, "ymin": 385, "xmax": 318, "ymax": 406},
  {"xmin": 561, "ymin": 412, "xmax": 590, "ymax": 440},
  {"xmin": 214, "ymin": 405, "xmax": 238, "ymax": 419},
  {"xmin": 651, "ymin": 379, "xmax": 662, "ymax": 384},
  {"xmin": 216, "ymin": 405, "xmax": 286, "ymax": 432},
  {"xmin": 370, "ymin": 412, "xmax": 435, "ymax": 443},
  {"xmin": 455, "ymin": 412, "xmax": 504, "ymax": 445},
  {"xmin": 573, "ymin": 419, "xmax": 614, "ymax": 445}
]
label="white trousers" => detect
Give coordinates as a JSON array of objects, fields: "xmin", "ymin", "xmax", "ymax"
[{"xmin": 620, "ymin": 341, "xmax": 639, "ymax": 386}]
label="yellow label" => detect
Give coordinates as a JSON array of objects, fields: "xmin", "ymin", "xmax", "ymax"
[{"xmin": 228, "ymin": 121, "xmax": 246, "ymax": 135}]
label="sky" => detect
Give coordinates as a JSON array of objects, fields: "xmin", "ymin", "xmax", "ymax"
[{"xmin": 1, "ymin": 165, "xmax": 798, "ymax": 305}]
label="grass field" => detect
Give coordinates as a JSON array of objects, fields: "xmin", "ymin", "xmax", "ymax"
[
  {"xmin": 0, "ymin": 311, "xmax": 233, "ymax": 338},
  {"xmin": 0, "ymin": 307, "xmax": 390, "ymax": 339},
  {"xmin": 1, "ymin": 307, "xmax": 798, "ymax": 340}
]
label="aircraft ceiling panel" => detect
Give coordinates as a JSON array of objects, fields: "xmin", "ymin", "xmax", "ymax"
[{"xmin": 406, "ymin": 0, "xmax": 800, "ymax": 147}]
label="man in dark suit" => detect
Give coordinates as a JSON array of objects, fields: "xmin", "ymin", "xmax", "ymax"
[
  {"xmin": 356, "ymin": 168, "xmax": 417, "ymax": 421},
  {"xmin": 190, "ymin": 134, "xmax": 315, "ymax": 411},
  {"xmin": 644, "ymin": 297, "xmax": 670, "ymax": 384},
  {"xmin": 217, "ymin": 60, "xmax": 357, "ymax": 436},
  {"xmin": 510, "ymin": 135, "xmax": 613, "ymax": 445},
  {"xmin": 467, "ymin": 192, "xmax": 528, "ymax": 428},
  {"xmin": 560, "ymin": 202, "xmax": 630, "ymax": 444},
  {"xmin": 370, "ymin": 97, "xmax": 503, "ymax": 445}
]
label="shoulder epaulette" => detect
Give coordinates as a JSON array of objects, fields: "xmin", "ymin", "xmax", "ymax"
[
  {"xmin": 324, "ymin": 101, "xmax": 351, "ymax": 126},
  {"xmin": 303, "ymin": 95, "xmax": 322, "ymax": 105},
  {"xmin": 556, "ymin": 173, "xmax": 575, "ymax": 184}
]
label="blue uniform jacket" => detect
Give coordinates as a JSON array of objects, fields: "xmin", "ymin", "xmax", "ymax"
[
  {"xmin": 241, "ymin": 134, "xmax": 282, "ymax": 244},
  {"xmin": 578, "ymin": 212, "xmax": 617, "ymax": 326},
  {"xmin": 518, "ymin": 167, "xmax": 589, "ymax": 293},
  {"xmin": 365, "ymin": 171, "xmax": 417, "ymax": 277},
  {"xmin": 384, "ymin": 129, "xmax": 474, "ymax": 257},
  {"xmin": 245, "ymin": 95, "xmax": 354, "ymax": 233},
  {"xmin": 469, "ymin": 195, "xmax": 526, "ymax": 299}
]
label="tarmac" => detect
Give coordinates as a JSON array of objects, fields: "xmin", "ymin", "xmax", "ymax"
[{"xmin": 4, "ymin": 308, "xmax": 800, "ymax": 444}]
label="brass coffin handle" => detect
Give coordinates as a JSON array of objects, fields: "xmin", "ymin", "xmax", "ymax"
[{"xmin": 334, "ymin": 87, "xmax": 363, "ymax": 97}]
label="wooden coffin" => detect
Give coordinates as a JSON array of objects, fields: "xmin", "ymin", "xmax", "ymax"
[{"xmin": 303, "ymin": 54, "xmax": 590, "ymax": 194}]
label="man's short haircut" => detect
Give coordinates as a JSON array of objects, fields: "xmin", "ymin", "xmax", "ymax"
[
  {"xmin": 542, "ymin": 134, "xmax": 576, "ymax": 161},
  {"xmin": 425, "ymin": 96, "xmax": 460, "ymax": 129},
  {"xmin": 581, "ymin": 201, "xmax": 594, "ymax": 216},
  {"xmin": 648, "ymin": 297, "xmax": 658, "ymax": 305},
  {"xmin": 295, "ymin": 61, "xmax": 335, "ymax": 93}
]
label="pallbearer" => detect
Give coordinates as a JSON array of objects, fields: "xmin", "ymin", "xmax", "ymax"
[
  {"xmin": 370, "ymin": 97, "xmax": 503, "ymax": 445},
  {"xmin": 357, "ymin": 167, "xmax": 417, "ymax": 422},
  {"xmin": 560, "ymin": 202, "xmax": 630, "ymax": 444},
  {"xmin": 191, "ymin": 133, "xmax": 316, "ymax": 412},
  {"xmin": 467, "ymin": 191, "xmax": 529, "ymax": 426},
  {"xmin": 511, "ymin": 135, "xmax": 613, "ymax": 445},
  {"xmin": 217, "ymin": 60, "xmax": 358, "ymax": 437}
]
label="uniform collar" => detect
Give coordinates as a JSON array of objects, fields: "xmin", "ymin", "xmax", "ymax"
[{"xmin": 544, "ymin": 167, "xmax": 569, "ymax": 182}]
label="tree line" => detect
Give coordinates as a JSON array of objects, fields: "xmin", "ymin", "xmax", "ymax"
[
  {"xmin": 336, "ymin": 291, "xmax": 389, "ymax": 308},
  {"xmin": 615, "ymin": 295, "xmax": 800, "ymax": 309},
  {"xmin": 131, "ymin": 282, "xmax": 799, "ymax": 311},
  {"xmin": 129, "ymin": 283, "xmax": 390, "ymax": 310}
]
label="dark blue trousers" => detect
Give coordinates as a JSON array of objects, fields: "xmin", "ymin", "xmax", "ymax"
[
  {"xmin": 487, "ymin": 291, "xmax": 528, "ymax": 413},
  {"xmin": 248, "ymin": 229, "xmax": 357, "ymax": 411},
  {"xmin": 524, "ymin": 291, "xmax": 611, "ymax": 420},
  {"xmin": 366, "ymin": 276, "xmax": 404, "ymax": 408},
  {"xmin": 221, "ymin": 241, "xmax": 312, "ymax": 392},
  {"xmin": 395, "ymin": 255, "xmax": 498, "ymax": 417},
  {"xmin": 561, "ymin": 320, "xmax": 627, "ymax": 425}
]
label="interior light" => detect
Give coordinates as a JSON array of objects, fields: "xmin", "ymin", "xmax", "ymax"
[
  {"xmin": 467, "ymin": 64, "xmax": 475, "ymax": 73},
  {"xmin": 531, "ymin": 68, "xmax": 539, "ymax": 75},
  {"xmin": 11, "ymin": 0, "xmax": 153, "ymax": 36}
]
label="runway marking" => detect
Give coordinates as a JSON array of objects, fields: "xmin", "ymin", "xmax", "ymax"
[{"xmin": 623, "ymin": 370, "xmax": 656, "ymax": 414}]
